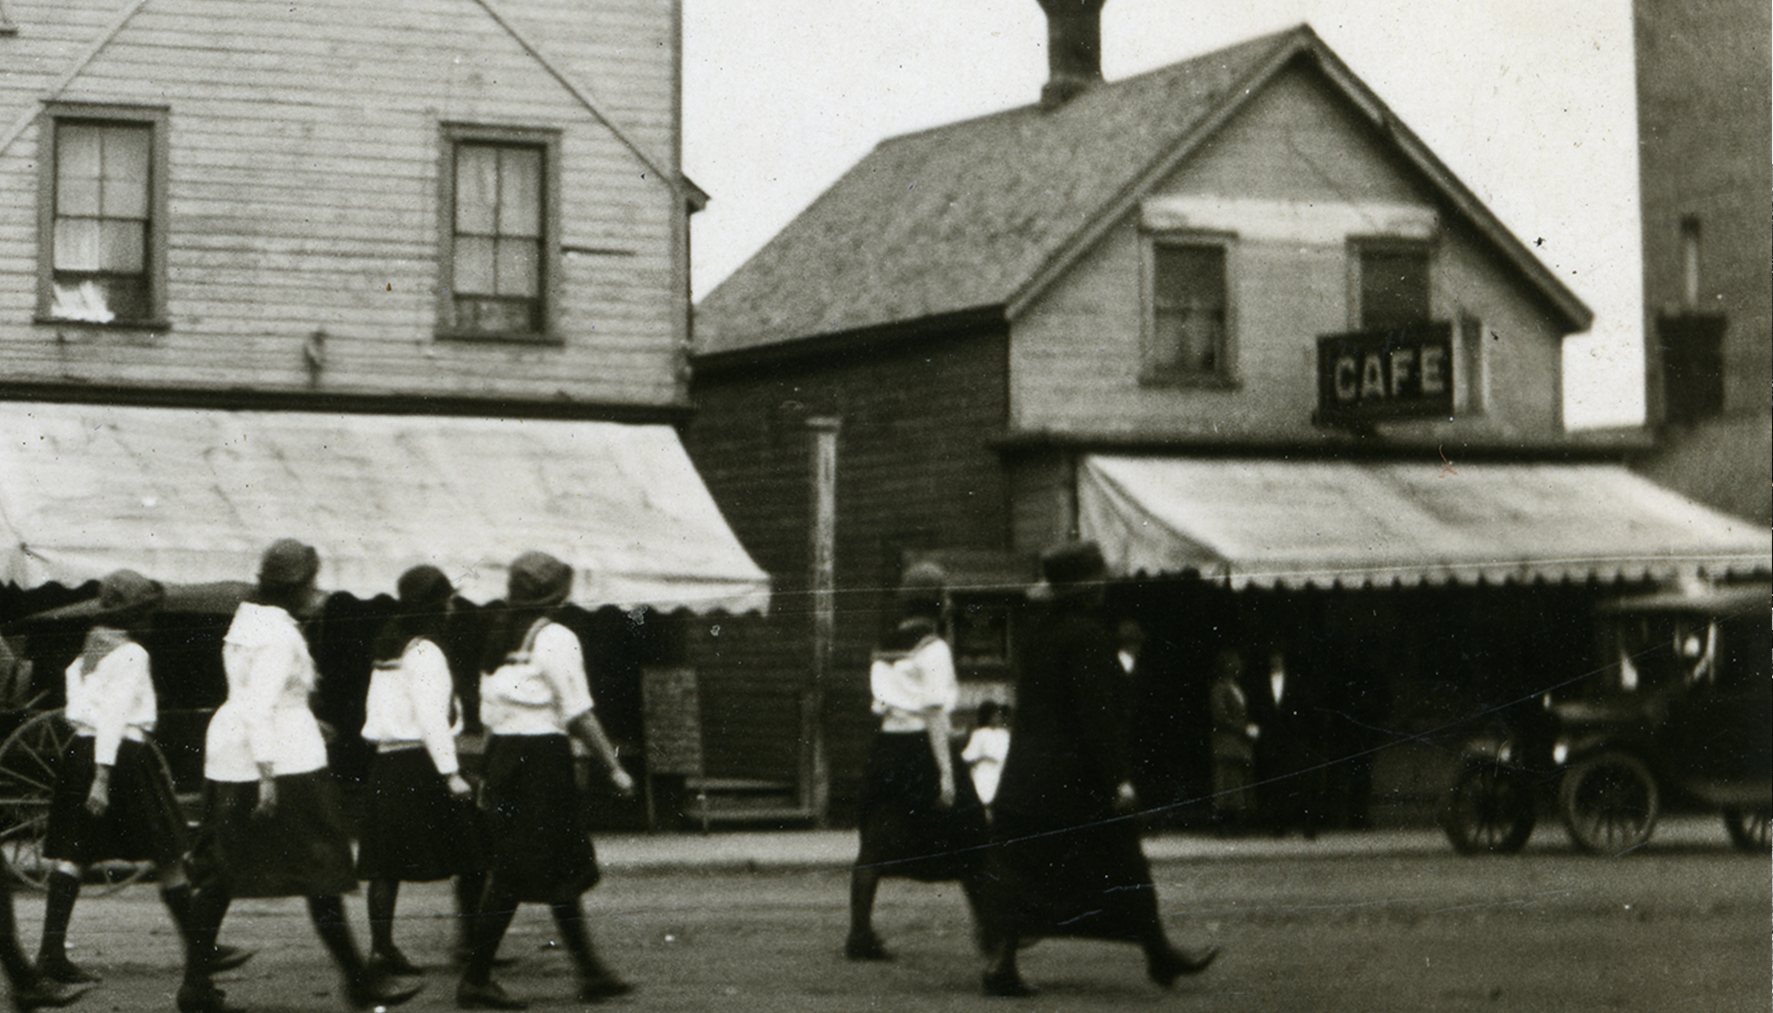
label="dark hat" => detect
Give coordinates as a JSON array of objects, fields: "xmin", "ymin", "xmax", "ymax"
[
  {"xmin": 97, "ymin": 568, "xmax": 165, "ymax": 618},
  {"xmin": 16, "ymin": 568, "xmax": 166, "ymax": 627},
  {"xmin": 1031, "ymin": 540, "xmax": 1109, "ymax": 600},
  {"xmin": 396, "ymin": 564, "xmax": 454, "ymax": 608},
  {"xmin": 257, "ymin": 538, "xmax": 320, "ymax": 590},
  {"xmin": 897, "ymin": 560, "xmax": 947, "ymax": 600},
  {"xmin": 507, "ymin": 551, "xmax": 573, "ymax": 608}
]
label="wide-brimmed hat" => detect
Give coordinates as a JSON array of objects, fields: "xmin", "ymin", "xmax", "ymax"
[
  {"xmin": 396, "ymin": 564, "xmax": 454, "ymax": 608},
  {"xmin": 507, "ymin": 551, "xmax": 573, "ymax": 608},
  {"xmin": 1029, "ymin": 540, "xmax": 1109, "ymax": 601},
  {"xmin": 257, "ymin": 538, "xmax": 320, "ymax": 590},
  {"xmin": 16, "ymin": 568, "xmax": 165, "ymax": 627},
  {"xmin": 896, "ymin": 561, "xmax": 948, "ymax": 607}
]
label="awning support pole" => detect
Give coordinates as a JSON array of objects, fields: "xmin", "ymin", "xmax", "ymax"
[{"xmin": 806, "ymin": 416, "xmax": 841, "ymax": 828}]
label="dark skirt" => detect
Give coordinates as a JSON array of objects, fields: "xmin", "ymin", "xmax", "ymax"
[
  {"xmin": 983, "ymin": 806, "xmax": 1161, "ymax": 943},
  {"xmin": 855, "ymin": 729, "xmax": 988, "ymax": 882},
  {"xmin": 43, "ymin": 736, "xmax": 187, "ymax": 869},
  {"xmin": 480, "ymin": 734, "xmax": 600, "ymax": 904},
  {"xmin": 356, "ymin": 748, "xmax": 487, "ymax": 883},
  {"xmin": 188, "ymin": 771, "xmax": 357, "ymax": 898}
]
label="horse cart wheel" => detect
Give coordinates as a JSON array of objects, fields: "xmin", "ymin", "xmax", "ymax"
[
  {"xmin": 1441, "ymin": 762, "xmax": 1537, "ymax": 854},
  {"xmin": 1723, "ymin": 808, "xmax": 1770, "ymax": 853},
  {"xmin": 0, "ymin": 711, "xmax": 165, "ymax": 893},
  {"xmin": 1557, "ymin": 751, "xmax": 1660, "ymax": 855}
]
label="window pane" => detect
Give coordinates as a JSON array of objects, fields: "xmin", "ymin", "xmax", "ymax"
[
  {"xmin": 498, "ymin": 147, "xmax": 541, "ymax": 238},
  {"xmin": 99, "ymin": 219, "xmax": 145, "ymax": 273},
  {"xmin": 454, "ymin": 235, "xmax": 495, "ymax": 295},
  {"xmin": 455, "ymin": 145, "xmax": 498, "ymax": 235},
  {"xmin": 1360, "ymin": 249, "xmax": 1429, "ymax": 331},
  {"xmin": 53, "ymin": 218, "xmax": 101, "ymax": 271},
  {"xmin": 495, "ymin": 237, "xmax": 538, "ymax": 297},
  {"xmin": 1154, "ymin": 245, "xmax": 1225, "ymax": 309},
  {"xmin": 56, "ymin": 125, "xmax": 103, "ymax": 213},
  {"xmin": 1151, "ymin": 244, "xmax": 1226, "ymax": 374},
  {"xmin": 101, "ymin": 126, "xmax": 151, "ymax": 219}
]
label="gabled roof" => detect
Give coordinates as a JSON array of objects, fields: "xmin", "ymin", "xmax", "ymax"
[{"xmin": 697, "ymin": 24, "xmax": 1593, "ymax": 356}]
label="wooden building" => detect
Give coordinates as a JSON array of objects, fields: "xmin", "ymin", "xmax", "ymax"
[
  {"xmin": 0, "ymin": 0, "xmax": 767, "ymax": 819},
  {"xmin": 685, "ymin": 16, "xmax": 1768, "ymax": 825}
]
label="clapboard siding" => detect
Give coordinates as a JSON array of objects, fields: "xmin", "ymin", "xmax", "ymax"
[
  {"xmin": 684, "ymin": 325, "xmax": 1011, "ymax": 797},
  {"xmin": 0, "ymin": 0, "xmax": 688, "ymax": 414},
  {"xmin": 1010, "ymin": 62, "xmax": 1572, "ymax": 446}
]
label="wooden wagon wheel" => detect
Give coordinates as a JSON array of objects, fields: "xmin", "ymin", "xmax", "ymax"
[{"xmin": 0, "ymin": 710, "xmax": 166, "ymax": 894}]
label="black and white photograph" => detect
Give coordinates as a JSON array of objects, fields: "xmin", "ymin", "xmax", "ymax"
[{"xmin": 0, "ymin": 0, "xmax": 1767, "ymax": 1010}]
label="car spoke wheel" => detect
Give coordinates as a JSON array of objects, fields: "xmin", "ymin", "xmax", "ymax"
[
  {"xmin": 1723, "ymin": 808, "xmax": 1770, "ymax": 853},
  {"xmin": 1442, "ymin": 763, "xmax": 1536, "ymax": 854},
  {"xmin": 1558, "ymin": 752, "xmax": 1659, "ymax": 855}
]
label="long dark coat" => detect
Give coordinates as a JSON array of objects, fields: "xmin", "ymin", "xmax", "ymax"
[{"xmin": 984, "ymin": 598, "xmax": 1161, "ymax": 943}]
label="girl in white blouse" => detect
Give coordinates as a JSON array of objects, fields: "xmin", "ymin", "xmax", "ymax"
[
  {"xmin": 455, "ymin": 551, "xmax": 634, "ymax": 1012},
  {"xmin": 356, "ymin": 565, "xmax": 485, "ymax": 975},
  {"xmin": 178, "ymin": 540, "xmax": 419, "ymax": 1013},
  {"xmin": 33, "ymin": 570, "xmax": 249, "ymax": 996}
]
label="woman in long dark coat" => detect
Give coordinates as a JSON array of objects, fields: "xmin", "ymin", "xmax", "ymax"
[
  {"xmin": 845, "ymin": 562, "xmax": 988, "ymax": 960},
  {"xmin": 979, "ymin": 541, "xmax": 1218, "ymax": 997}
]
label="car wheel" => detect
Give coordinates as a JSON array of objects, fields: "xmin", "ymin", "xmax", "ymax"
[
  {"xmin": 1558, "ymin": 751, "xmax": 1659, "ymax": 855},
  {"xmin": 1723, "ymin": 808, "xmax": 1770, "ymax": 853},
  {"xmin": 1442, "ymin": 763, "xmax": 1536, "ymax": 854}
]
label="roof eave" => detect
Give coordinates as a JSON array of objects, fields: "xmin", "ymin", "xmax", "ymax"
[{"xmin": 1007, "ymin": 25, "xmax": 1594, "ymax": 335}]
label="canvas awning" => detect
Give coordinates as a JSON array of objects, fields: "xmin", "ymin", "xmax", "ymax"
[
  {"xmin": 0, "ymin": 403, "xmax": 770, "ymax": 613},
  {"xmin": 1078, "ymin": 454, "xmax": 1772, "ymax": 590}
]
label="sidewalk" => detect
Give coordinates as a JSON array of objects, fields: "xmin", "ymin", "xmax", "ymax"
[{"xmin": 595, "ymin": 814, "xmax": 1736, "ymax": 874}]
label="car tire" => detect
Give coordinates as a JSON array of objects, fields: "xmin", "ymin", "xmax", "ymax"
[
  {"xmin": 1723, "ymin": 808, "xmax": 1770, "ymax": 853},
  {"xmin": 1558, "ymin": 751, "xmax": 1659, "ymax": 855},
  {"xmin": 1442, "ymin": 762, "xmax": 1536, "ymax": 854}
]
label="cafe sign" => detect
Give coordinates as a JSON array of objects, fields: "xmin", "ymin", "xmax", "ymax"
[{"xmin": 1316, "ymin": 321, "xmax": 1453, "ymax": 425}]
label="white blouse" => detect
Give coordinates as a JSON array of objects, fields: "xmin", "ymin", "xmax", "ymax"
[
  {"xmin": 206, "ymin": 602, "xmax": 329, "ymax": 782},
  {"xmin": 869, "ymin": 634, "xmax": 958, "ymax": 733},
  {"xmin": 480, "ymin": 621, "xmax": 595, "ymax": 736},
  {"xmin": 63, "ymin": 634, "xmax": 155, "ymax": 767},
  {"xmin": 361, "ymin": 637, "xmax": 460, "ymax": 776}
]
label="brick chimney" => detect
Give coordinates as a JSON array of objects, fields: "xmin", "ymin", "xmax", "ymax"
[{"xmin": 1038, "ymin": 0, "xmax": 1106, "ymax": 109}]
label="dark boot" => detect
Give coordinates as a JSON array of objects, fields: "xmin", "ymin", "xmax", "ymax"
[
  {"xmin": 308, "ymin": 895, "xmax": 421, "ymax": 1011},
  {"xmin": 981, "ymin": 934, "xmax": 1032, "ymax": 998},
  {"xmin": 549, "ymin": 903, "xmax": 632, "ymax": 1001},
  {"xmin": 1142, "ymin": 930, "xmax": 1219, "ymax": 987},
  {"xmin": 844, "ymin": 866, "xmax": 889, "ymax": 960},
  {"xmin": 366, "ymin": 880, "xmax": 420, "ymax": 976},
  {"xmin": 36, "ymin": 873, "xmax": 96, "ymax": 984},
  {"xmin": 162, "ymin": 885, "xmax": 253, "ymax": 974}
]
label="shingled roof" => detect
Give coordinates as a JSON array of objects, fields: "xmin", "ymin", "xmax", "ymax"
[{"xmin": 697, "ymin": 24, "xmax": 1591, "ymax": 356}]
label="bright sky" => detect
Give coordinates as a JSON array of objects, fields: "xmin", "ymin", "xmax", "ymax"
[{"xmin": 683, "ymin": 1, "xmax": 1644, "ymax": 428}]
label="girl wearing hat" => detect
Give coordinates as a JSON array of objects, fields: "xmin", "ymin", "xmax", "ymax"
[
  {"xmin": 845, "ymin": 562, "xmax": 988, "ymax": 962},
  {"xmin": 456, "ymin": 551, "xmax": 635, "ymax": 1010},
  {"xmin": 179, "ymin": 540, "xmax": 420, "ymax": 1013},
  {"xmin": 35, "ymin": 570, "xmax": 252, "ymax": 989},
  {"xmin": 356, "ymin": 565, "xmax": 486, "ymax": 975}
]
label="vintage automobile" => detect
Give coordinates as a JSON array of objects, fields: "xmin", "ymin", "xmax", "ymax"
[{"xmin": 1442, "ymin": 581, "xmax": 1770, "ymax": 855}]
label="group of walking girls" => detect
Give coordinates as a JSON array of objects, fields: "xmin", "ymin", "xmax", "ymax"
[
  {"xmin": 848, "ymin": 541, "xmax": 1220, "ymax": 997},
  {"xmin": 13, "ymin": 540, "xmax": 633, "ymax": 1012}
]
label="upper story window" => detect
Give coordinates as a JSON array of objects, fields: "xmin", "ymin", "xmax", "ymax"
[
  {"xmin": 38, "ymin": 106, "xmax": 168, "ymax": 326},
  {"xmin": 1144, "ymin": 237, "xmax": 1233, "ymax": 384},
  {"xmin": 1355, "ymin": 240, "xmax": 1431, "ymax": 332},
  {"xmin": 439, "ymin": 125, "xmax": 559, "ymax": 341}
]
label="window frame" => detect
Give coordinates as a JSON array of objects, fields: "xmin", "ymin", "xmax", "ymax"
[
  {"xmin": 1348, "ymin": 236, "xmax": 1434, "ymax": 334},
  {"xmin": 1139, "ymin": 230, "xmax": 1238, "ymax": 388},
  {"xmin": 36, "ymin": 103, "xmax": 171, "ymax": 329},
  {"xmin": 436, "ymin": 123, "xmax": 562, "ymax": 344}
]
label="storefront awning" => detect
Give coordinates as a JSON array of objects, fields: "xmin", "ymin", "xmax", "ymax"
[
  {"xmin": 1078, "ymin": 454, "xmax": 1772, "ymax": 590},
  {"xmin": 0, "ymin": 403, "xmax": 770, "ymax": 613}
]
